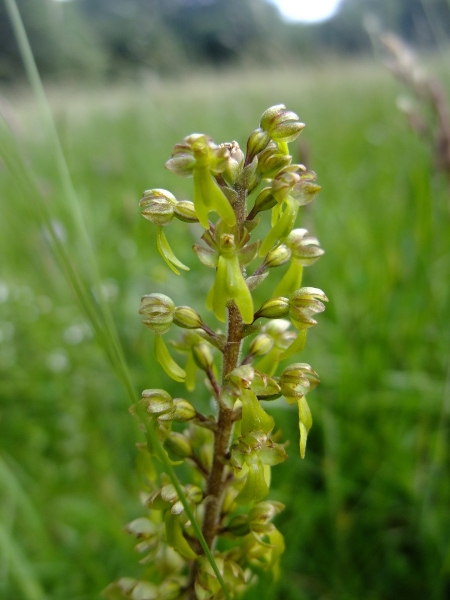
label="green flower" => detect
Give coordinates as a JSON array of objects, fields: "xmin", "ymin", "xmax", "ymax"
[
  {"xmin": 165, "ymin": 134, "xmax": 236, "ymax": 228},
  {"xmin": 231, "ymin": 431, "xmax": 288, "ymax": 504},
  {"xmin": 194, "ymin": 221, "xmax": 259, "ymax": 324}
]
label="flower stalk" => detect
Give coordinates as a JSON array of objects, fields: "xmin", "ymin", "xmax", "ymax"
[{"xmin": 103, "ymin": 105, "xmax": 328, "ymax": 600}]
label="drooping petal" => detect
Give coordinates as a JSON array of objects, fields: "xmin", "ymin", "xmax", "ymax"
[
  {"xmin": 298, "ymin": 395, "xmax": 312, "ymax": 459},
  {"xmin": 156, "ymin": 227, "xmax": 189, "ymax": 275},
  {"xmin": 154, "ymin": 335, "xmax": 186, "ymax": 382}
]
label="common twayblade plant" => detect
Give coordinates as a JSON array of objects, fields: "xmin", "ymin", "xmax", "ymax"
[{"xmin": 102, "ymin": 105, "xmax": 327, "ymax": 600}]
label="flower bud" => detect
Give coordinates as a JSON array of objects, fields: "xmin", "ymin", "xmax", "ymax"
[
  {"xmin": 172, "ymin": 398, "xmax": 196, "ymax": 421},
  {"xmin": 252, "ymin": 187, "xmax": 277, "ymax": 215},
  {"xmin": 291, "ymin": 179, "xmax": 321, "ymax": 206},
  {"xmin": 174, "ymin": 200, "xmax": 198, "ymax": 223},
  {"xmin": 289, "ymin": 287, "xmax": 328, "ymax": 330},
  {"xmin": 185, "ymin": 484, "xmax": 203, "ymax": 504},
  {"xmin": 139, "ymin": 293, "xmax": 174, "ymax": 334},
  {"xmin": 221, "ymin": 141, "xmax": 244, "ymax": 185},
  {"xmin": 248, "ymin": 500, "xmax": 285, "ymax": 531},
  {"xmin": 227, "ymin": 514, "xmax": 251, "ymax": 536},
  {"xmin": 255, "ymin": 297, "xmax": 289, "ymax": 320},
  {"xmin": 248, "ymin": 334, "xmax": 274, "ymax": 357},
  {"xmin": 165, "ymin": 432, "xmax": 193, "ymax": 458},
  {"xmin": 257, "ymin": 142, "xmax": 292, "ymax": 179},
  {"xmin": 159, "ymin": 580, "xmax": 182, "ymax": 600},
  {"xmin": 173, "ymin": 306, "xmax": 203, "ymax": 329},
  {"xmin": 140, "ymin": 189, "xmax": 176, "ymax": 226},
  {"xmin": 165, "ymin": 146, "xmax": 196, "ymax": 177},
  {"xmin": 279, "ymin": 363, "xmax": 315, "ymax": 403},
  {"xmin": 265, "ymin": 244, "xmax": 291, "ymax": 268},
  {"xmin": 260, "ymin": 104, "xmax": 305, "ymax": 143},
  {"xmin": 286, "ymin": 228, "xmax": 324, "ymax": 266},
  {"xmin": 141, "ymin": 388, "xmax": 174, "ymax": 414},
  {"xmin": 272, "ymin": 164, "xmax": 306, "ymax": 202},
  {"xmin": 246, "ymin": 127, "xmax": 270, "ymax": 161},
  {"xmin": 192, "ymin": 342, "xmax": 214, "ymax": 371}
]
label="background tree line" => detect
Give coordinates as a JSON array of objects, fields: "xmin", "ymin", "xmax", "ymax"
[{"xmin": 1, "ymin": 0, "xmax": 450, "ymax": 82}]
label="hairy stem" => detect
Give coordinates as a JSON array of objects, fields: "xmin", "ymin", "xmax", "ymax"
[{"xmin": 187, "ymin": 184, "xmax": 247, "ymax": 597}]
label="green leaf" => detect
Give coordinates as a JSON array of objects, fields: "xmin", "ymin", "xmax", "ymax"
[
  {"xmin": 298, "ymin": 396, "xmax": 312, "ymax": 458},
  {"xmin": 156, "ymin": 227, "xmax": 190, "ymax": 275},
  {"xmin": 154, "ymin": 335, "xmax": 186, "ymax": 382},
  {"xmin": 164, "ymin": 512, "xmax": 198, "ymax": 560}
]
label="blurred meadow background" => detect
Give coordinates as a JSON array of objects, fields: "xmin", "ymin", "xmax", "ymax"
[{"xmin": 1, "ymin": 0, "xmax": 450, "ymax": 598}]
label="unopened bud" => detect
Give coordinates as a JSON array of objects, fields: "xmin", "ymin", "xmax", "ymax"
[
  {"xmin": 265, "ymin": 244, "xmax": 291, "ymax": 268},
  {"xmin": 172, "ymin": 398, "xmax": 196, "ymax": 421},
  {"xmin": 257, "ymin": 142, "xmax": 292, "ymax": 179},
  {"xmin": 227, "ymin": 514, "xmax": 251, "ymax": 536},
  {"xmin": 165, "ymin": 432, "xmax": 193, "ymax": 458},
  {"xmin": 222, "ymin": 141, "xmax": 244, "ymax": 185},
  {"xmin": 272, "ymin": 164, "xmax": 305, "ymax": 202},
  {"xmin": 255, "ymin": 297, "xmax": 289, "ymax": 320},
  {"xmin": 192, "ymin": 342, "xmax": 214, "ymax": 371},
  {"xmin": 248, "ymin": 501, "xmax": 285, "ymax": 532},
  {"xmin": 140, "ymin": 388, "xmax": 173, "ymax": 414},
  {"xmin": 261, "ymin": 104, "xmax": 305, "ymax": 143},
  {"xmin": 246, "ymin": 127, "xmax": 270, "ymax": 161},
  {"xmin": 291, "ymin": 180, "xmax": 321, "ymax": 206},
  {"xmin": 252, "ymin": 187, "xmax": 277, "ymax": 215},
  {"xmin": 174, "ymin": 200, "xmax": 198, "ymax": 223},
  {"xmin": 248, "ymin": 334, "xmax": 274, "ymax": 357},
  {"xmin": 160, "ymin": 580, "xmax": 182, "ymax": 600},
  {"xmin": 139, "ymin": 293, "xmax": 174, "ymax": 334},
  {"xmin": 185, "ymin": 484, "xmax": 203, "ymax": 504},
  {"xmin": 140, "ymin": 189, "xmax": 176, "ymax": 226},
  {"xmin": 173, "ymin": 306, "xmax": 203, "ymax": 329},
  {"xmin": 280, "ymin": 363, "xmax": 313, "ymax": 402},
  {"xmin": 288, "ymin": 232, "xmax": 324, "ymax": 266},
  {"xmin": 289, "ymin": 287, "xmax": 328, "ymax": 329}
]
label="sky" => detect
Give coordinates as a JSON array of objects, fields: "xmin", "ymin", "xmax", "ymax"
[{"xmin": 267, "ymin": 0, "xmax": 343, "ymax": 23}]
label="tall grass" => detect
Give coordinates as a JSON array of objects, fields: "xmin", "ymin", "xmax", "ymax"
[{"xmin": 1, "ymin": 12, "xmax": 450, "ymax": 600}]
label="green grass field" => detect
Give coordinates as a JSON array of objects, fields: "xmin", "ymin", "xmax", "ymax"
[{"xmin": 1, "ymin": 58, "xmax": 450, "ymax": 599}]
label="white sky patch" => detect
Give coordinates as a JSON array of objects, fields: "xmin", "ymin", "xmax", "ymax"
[{"xmin": 267, "ymin": 0, "xmax": 342, "ymax": 23}]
